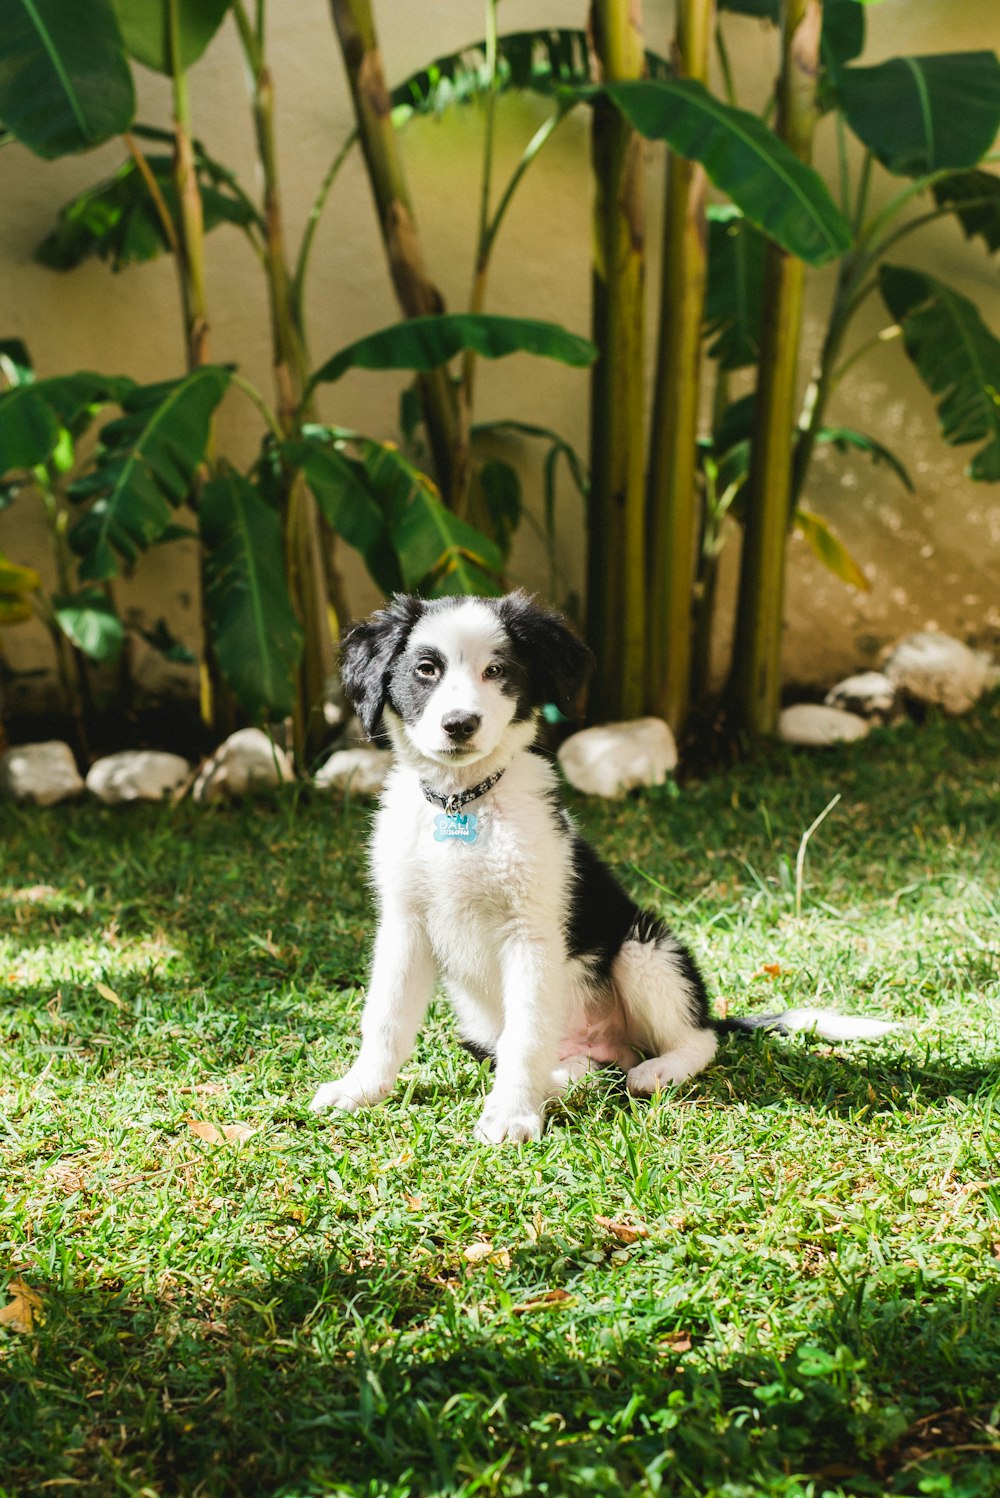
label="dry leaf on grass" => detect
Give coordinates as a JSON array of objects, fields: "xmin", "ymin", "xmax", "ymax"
[
  {"xmin": 0, "ymin": 1278, "xmax": 43, "ymax": 1334},
  {"xmin": 185, "ymin": 1119, "xmax": 256, "ymax": 1145},
  {"xmin": 510, "ymin": 1288, "xmax": 574, "ymax": 1315},
  {"xmin": 463, "ymin": 1241, "xmax": 496, "ymax": 1263},
  {"xmin": 658, "ymin": 1330, "xmax": 693, "ymax": 1353},
  {"xmin": 594, "ymin": 1215, "xmax": 649, "ymax": 1244},
  {"xmin": 95, "ymin": 981, "xmax": 122, "ymax": 1008}
]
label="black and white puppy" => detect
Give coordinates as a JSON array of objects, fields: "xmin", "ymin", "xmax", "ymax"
[{"xmin": 310, "ymin": 591, "xmax": 892, "ymax": 1143}]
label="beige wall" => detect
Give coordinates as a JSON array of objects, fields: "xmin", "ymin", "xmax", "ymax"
[{"xmin": 2, "ymin": 0, "xmax": 998, "ymax": 716}]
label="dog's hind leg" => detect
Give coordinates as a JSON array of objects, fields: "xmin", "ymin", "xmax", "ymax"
[
  {"xmin": 310, "ymin": 907, "xmax": 436, "ymax": 1114},
  {"xmin": 612, "ymin": 931, "xmax": 718, "ymax": 1097}
]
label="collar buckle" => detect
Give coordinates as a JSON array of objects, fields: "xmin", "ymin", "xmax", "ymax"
[{"xmin": 421, "ymin": 767, "xmax": 505, "ymax": 816}]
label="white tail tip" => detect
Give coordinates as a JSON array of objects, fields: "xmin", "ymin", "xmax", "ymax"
[{"xmin": 778, "ymin": 1008, "xmax": 898, "ymax": 1042}]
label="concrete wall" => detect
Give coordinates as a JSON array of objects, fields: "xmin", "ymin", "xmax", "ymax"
[{"xmin": 2, "ymin": 0, "xmax": 998, "ymax": 716}]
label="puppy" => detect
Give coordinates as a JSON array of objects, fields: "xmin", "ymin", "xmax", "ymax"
[{"xmin": 310, "ymin": 591, "xmax": 893, "ymax": 1143}]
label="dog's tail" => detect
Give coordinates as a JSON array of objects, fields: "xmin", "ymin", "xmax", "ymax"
[{"xmin": 715, "ymin": 1007, "xmax": 897, "ymax": 1042}]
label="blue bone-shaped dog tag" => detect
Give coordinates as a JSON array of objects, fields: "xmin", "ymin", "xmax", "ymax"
[{"xmin": 433, "ymin": 812, "xmax": 479, "ymax": 845}]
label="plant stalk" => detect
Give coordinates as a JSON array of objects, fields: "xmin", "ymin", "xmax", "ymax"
[
  {"xmin": 586, "ymin": 0, "xmax": 648, "ymax": 722},
  {"xmin": 645, "ymin": 0, "xmax": 715, "ymax": 732},
  {"xmin": 328, "ymin": 0, "xmax": 462, "ymax": 508},
  {"xmin": 235, "ymin": 0, "xmax": 340, "ymax": 765},
  {"xmin": 731, "ymin": 0, "xmax": 822, "ymax": 736}
]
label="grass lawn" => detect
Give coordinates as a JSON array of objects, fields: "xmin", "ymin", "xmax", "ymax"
[{"xmin": 2, "ymin": 697, "xmax": 999, "ymax": 1497}]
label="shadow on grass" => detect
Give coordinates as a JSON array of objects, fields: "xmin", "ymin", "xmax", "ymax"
[{"xmin": 3, "ymin": 1257, "xmax": 998, "ymax": 1497}]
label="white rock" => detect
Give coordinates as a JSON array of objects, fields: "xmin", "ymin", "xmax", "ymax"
[
  {"xmin": 779, "ymin": 704, "xmax": 870, "ymax": 747},
  {"xmin": 0, "ymin": 740, "xmax": 84, "ymax": 806},
  {"xmin": 314, "ymin": 747, "xmax": 392, "ymax": 796},
  {"xmin": 824, "ymin": 671, "xmax": 897, "ymax": 722},
  {"xmin": 557, "ymin": 717, "xmax": 678, "ymax": 798},
  {"xmin": 883, "ymin": 631, "xmax": 989, "ymax": 716},
  {"xmin": 192, "ymin": 727, "xmax": 295, "ymax": 802},
  {"xmin": 86, "ymin": 750, "xmax": 192, "ymax": 804}
]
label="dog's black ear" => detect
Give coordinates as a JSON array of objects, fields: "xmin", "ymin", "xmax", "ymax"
[
  {"xmin": 495, "ymin": 590, "xmax": 594, "ymax": 718},
  {"xmin": 339, "ymin": 595, "xmax": 425, "ymax": 739}
]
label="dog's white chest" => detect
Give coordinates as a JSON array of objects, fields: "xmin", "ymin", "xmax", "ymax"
[{"xmin": 371, "ymin": 764, "xmax": 569, "ymax": 997}]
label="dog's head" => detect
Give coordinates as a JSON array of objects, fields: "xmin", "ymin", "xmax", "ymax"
[{"xmin": 339, "ymin": 590, "xmax": 593, "ymax": 768}]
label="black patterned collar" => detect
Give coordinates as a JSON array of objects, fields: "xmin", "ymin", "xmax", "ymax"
[{"xmin": 419, "ymin": 767, "xmax": 505, "ymax": 817}]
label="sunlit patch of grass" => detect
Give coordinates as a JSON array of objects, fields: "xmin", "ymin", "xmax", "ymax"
[{"xmin": 1, "ymin": 699, "xmax": 999, "ymax": 1495}]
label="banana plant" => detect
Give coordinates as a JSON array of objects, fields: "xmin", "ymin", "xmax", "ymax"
[
  {"xmin": 6, "ymin": 0, "xmax": 596, "ymax": 762},
  {"xmin": 599, "ymin": 0, "xmax": 1000, "ymax": 735}
]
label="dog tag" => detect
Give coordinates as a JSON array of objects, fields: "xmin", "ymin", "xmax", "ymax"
[{"xmin": 433, "ymin": 812, "xmax": 479, "ymax": 845}]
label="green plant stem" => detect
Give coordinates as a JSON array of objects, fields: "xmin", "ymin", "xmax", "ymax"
[
  {"xmin": 35, "ymin": 471, "xmax": 92, "ymax": 755},
  {"xmin": 462, "ymin": 108, "xmax": 569, "ymax": 408},
  {"xmin": 715, "ymin": 20, "xmax": 737, "ymax": 107},
  {"xmin": 645, "ymin": 0, "xmax": 716, "ymax": 733},
  {"xmin": 731, "ymin": 0, "xmax": 820, "ymax": 737},
  {"xmin": 292, "ymin": 127, "xmax": 358, "ymax": 328},
  {"xmin": 328, "ymin": 0, "xmax": 461, "ymax": 508},
  {"xmin": 587, "ymin": 0, "xmax": 648, "ymax": 722},
  {"xmin": 460, "ymin": 0, "xmax": 499, "ymax": 418},
  {"xmin": 123, "ymin": 132, "xmax": 180, "ymax": 256},
  {"xmin": 168, "ymin": 0, "xmax": 210, "ymax": 372},
  {"xmin": 164, "ymin": 0, "xmax": 222, "ymax": 737},
  {"xmin": 234, "ymin": 0, "xmax": 339, "ymax": 765}
]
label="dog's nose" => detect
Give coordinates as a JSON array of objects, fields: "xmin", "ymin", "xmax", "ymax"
[{"xmin": 442, "ymin": 712, "xmax": 481, "ymax": 742}]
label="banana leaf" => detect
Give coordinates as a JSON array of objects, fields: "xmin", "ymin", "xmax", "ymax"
[
  {"xmin": 704, "ymin": 207, "xmax": 767, "ymax": 370},
  {"xmin": 0, "ymin": 372, "xmax": 133, "ymax": 474},
  {"xmin": 200, "ymin": 466, "xmax": 302, "ymax": 721},
  {"xmin": 879, "ymin": 264, "xmax": 1000, "ymax": 482},
  {"xmin": 815, "ymin": 426, "xmax": 914, "ymax": 491},
  {"xmin": 604, "ymin": 79, "xmax": 852, "ymax": 265},
  {"xmin": 36, "ymin": 153, "xmax": 260, "ymax": 272},
  {"xmin": 0, "ymin": 550, "xmax": 41, "ymax": 624},
  {"xmin": 932, "ymin": 170, "xmax": 1000, "ymax": 256},
  {"xmin": 310, "ymin": 314, "xmax": 596, "ymax": 392},
  {"xmin": 390, "ymin": 28, "xmax": 672, "ymax": 124},
  {"xmin": 835, "ymin": 53, "xmax": 1000, "ymax": 176},
  {"xmin": 285, "ymin": 436, "xmax": 403, "ymax": 596},
  {"xmin": 111, "ymin": 0, "xmax": 231, "ymax": 75},
  {"xmin": 68, "ymin": 367, "xmax": 230, "ymax": 580},
  {"xmin": 357, "ymin": 440, "xmax": 505, "ymax": 597},
  {"xmin": 53, "ymin": 588, "xmax": 124, "ymax": 661},
  {"xmin": 794, "ymin": 507, "xmax": 869, "ymax": 591},
  {"xmin": 0, "ymin": 0, "xmax": 134, "ymax": 158}
]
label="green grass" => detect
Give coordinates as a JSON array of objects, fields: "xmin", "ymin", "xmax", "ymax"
[{"xmin": 2, "ymin": 698, "xmax": 999, "ymax": 1497}]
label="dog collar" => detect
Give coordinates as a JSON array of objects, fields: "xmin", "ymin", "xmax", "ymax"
[{"xmin": 420, "ymin": 768, "xmax": 505, "ymax": 817}]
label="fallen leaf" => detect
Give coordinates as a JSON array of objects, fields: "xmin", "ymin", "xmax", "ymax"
[
  {"xmin": 463, "ymin": 1240, "xmax": 495, "ymax": 1263},
  {"xmin": 185, "ymin": 1119, "xmax": 255, "ymax": 1145},
  {"xmin": 95, "ymin": 981, "xmax": 122, "ymax": 1008},
  {"xmin": 404, "ymin": 1193, "xmax": 423, "ymax": 1211},
  {"xmin": 659, "ymin": 1330, "xmax": 692, "ymax": 1353},
  {"xmin": 510, "ymin": 1288, "xmax": 574, "ymax": 1315},
  {"xmin": 595, "ymin": 1215, "xmax": 649, "ymax": 1244},
  {"xmin": 247, "ymin": 931, "xmax": 281, "ymax": 958},
  {"xmin": 0, "ymin": 1278, "xmax": 43, "ymax": 1334}
]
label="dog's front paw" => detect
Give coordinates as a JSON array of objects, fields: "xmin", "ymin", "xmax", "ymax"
[
  {"xmin": 309, "ymin": 1075, "xmax": 388, "ymax": 1114},
  {"xmin": 473, "ymin": 1103, "xmax": 545, "ymax": 1144}
]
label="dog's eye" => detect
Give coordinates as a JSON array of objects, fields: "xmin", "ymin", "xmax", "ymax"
[
  {"xmin": 415, "ymin": 659, "xmax": 440, "ymax": 679},
  {"xmin": 483, "ymin": 663, "xmax": 505, "ymax": 680}
]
